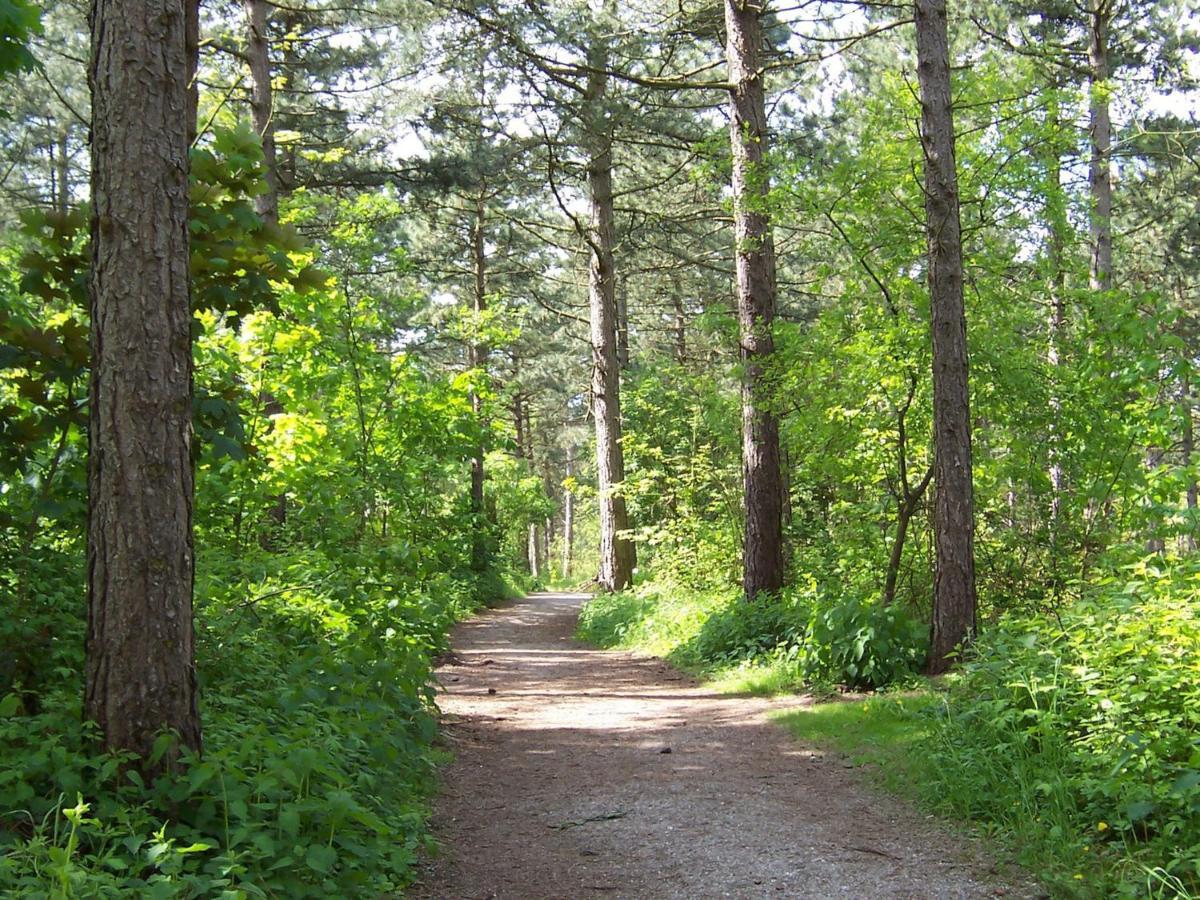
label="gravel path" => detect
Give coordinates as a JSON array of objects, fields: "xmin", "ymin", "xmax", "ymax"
[{"xmin": 410, "ymin": 592, "xmax": 1038, "ymax": 900}]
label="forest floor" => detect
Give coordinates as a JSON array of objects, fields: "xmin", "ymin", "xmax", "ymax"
[{"xmin": 409, "ymin": 592, "xmax": 1042, "ymax": 900}]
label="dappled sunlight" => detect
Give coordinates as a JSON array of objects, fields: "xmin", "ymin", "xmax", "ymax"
[{"xmin": 414, "ymin": 592, "xmax": 1039, "ymax": 900}]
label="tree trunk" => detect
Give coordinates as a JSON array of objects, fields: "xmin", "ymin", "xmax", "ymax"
[
  {"xmin": 469, "ymin": 197, "xmax": 489, "ymax": 572},
  {"xmin": 186, "ymin": 0, "xmax": 199, "ymax": 144},
  {"xmin": 1184, "ymin": 375, "xmax": 1197, "ymax": 552},
  {"xmin": 1087, "ymin": 0, "xmax": 1112, "ymax": 292},
  {"xmin": 86, "ymin": 0, "xmax": 201, "ymax": 770},
  {"xmin": 586, "ymin": 21, "xmax": 635, "ymax": 592},
  {"xmin": 562, "ymin": 445, "xmax": 575, "ymax": 578},
  {"xmin": 55, "ymin": 130, "xmax": 70, "ymax": 216},
  {"xmin": 616, "ymin": 273, "xmax": 630, "ymax": 369},
  {"xmin": 244, "ymin": 0, "xmax": 278, "ymax": 224},
  {"xmin": 725, "ymin": 0, "xmax": 783, "ymax": 600},
  {"xmin": 528, "ymin": 523, "xmax": 540, "ymax": 579},
  {"xmin": 1146, "ymin": 446, "xmax": 1165, "ymax": 553},
  {"xmin": 671, "ymin": 271, "xmax": 686, "ymax": 364},
  {"xmin": 513, "ymin": 391, "xmax": 532, "ymax": 573},
  {"xmin": 915, "ymin": 0, "xmax": 977, "ymax": 674}
]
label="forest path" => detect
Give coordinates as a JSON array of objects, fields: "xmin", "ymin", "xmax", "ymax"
[{"xmin": 410, "ymin": 592, "xmax": 1036, "ymax": 900}]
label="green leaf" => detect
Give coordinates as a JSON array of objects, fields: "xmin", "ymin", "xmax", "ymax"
[{"xmin": 305, "ymin": 843, "xmax": 337, "ymax": 873}]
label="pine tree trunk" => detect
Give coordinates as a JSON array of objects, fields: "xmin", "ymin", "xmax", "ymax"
[
  {"xmin": 513, "ymin": 391, "xmax": 532, "ymax": 574},
  {"xmin": 86, "ymin": 0, "xmax": 201, "ymax": 770},
  {"xmin": 725, "ymin": 0, "xmax": 783, "ymax": 600},
  {"xmin": 916, "ymin": 0, "xmax": 977, "ymax": 674},
  {"xmin": 562, "ymin": 446, "xmax": 574, "ymax": 578},
  {"xmin": 55, "ymin": 131, "xmax": 70, "ymax": 216},
  {"xmin": 616, "ymin": 274, "xmax": 630, "ymax": 369},
  {"xmin": 586, "ymin": 23, "xmax": 635, "ymax": 592},
  {"xmin": 1184, "ymin": 377, "xmax": 1198, "ymax": 553},
  {"xmin": 469, "ymin": 198, "xmax": 489, "ymax": 572},
  {"xmin": 1087, "ymin": 0, "xmax": 1112, "ymax": 292},
  {"xmin": 244, "ymin": 0, "xmax": 278, "ymax": 224}
]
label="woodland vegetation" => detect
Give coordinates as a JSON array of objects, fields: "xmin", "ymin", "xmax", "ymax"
[{"xmin": 0, "ymin": 0, "xmax": 1198, "ymax": 895}]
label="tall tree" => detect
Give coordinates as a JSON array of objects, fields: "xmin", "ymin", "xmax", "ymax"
[
  {"xmin": 915, "ymin": 0, "xmax": 977, "ymax": 673},
  {"xmin": 725, "ymin": 0, "xmax": 783, "ymax": 599},
  {"xmin": 1087, "ymin": 0, "xmax": 1112, "ymax": 291},
  {"xmin": 243, "ymin": 0, "xmax": 278, "ymax": 223},
  {"xmin": 586, "ymin": 6, "xmax": 636, "ymax": 592},
  {"xmin": 85, "ymin": 0, "xmax": 201, "ymax": 767}
]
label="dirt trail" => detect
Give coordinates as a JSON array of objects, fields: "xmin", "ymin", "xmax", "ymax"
[{"xmin": 411, "ymin": 592, "xmax": 1037, "ymax": 900}]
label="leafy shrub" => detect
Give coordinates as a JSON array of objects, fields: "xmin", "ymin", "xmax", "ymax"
[
  {"xmin": 804, "ymin": 594, "xmax": 927, "ymax": 689},
  {"xmin": 577, "ymin": 579, "xmax": 927, "ymax": 691},
  {"xmin": 0, "ymin": 549, "xmax": 490, "ymax": 897},
  {"xmin": 924, "ymin": 561, "xmax": 1200, "ymax": 896}
]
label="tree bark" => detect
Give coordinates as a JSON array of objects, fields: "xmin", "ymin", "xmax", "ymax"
[
  {"xmin": 512, "ymin": 390, "xmax": 532, "ymax": 574},
  {"xmin": 915, "ymin": 0, "xmax": 977, "ymax": 674},
  {"xmin": 562, "ymin": 445, "xmax": 575, "ymax": 578},
  {"xmin": 725, "ymin": 0, "xmax": 783, "ymax": 600},
  {"xmin": 1087, "ymin": 0, "xmax": 1112, "ymax": 292},
  {"xmin": 86, "ymin": 0, "xmax": 201, "ymax": 769},
  {"xmin": 55, "ymin": 130, "xmax": 70, "ymax": 216},
  {"xmin": 616, "ymin": 273, "xmax": 630, "ymax": 369},
  {"xmin": 244, "ymin": 0, "xmax": 278, "ymax": 224},
  {"xmin": 586, "ymin": 20, "xmax": 635, "ymax": 592},
  {"xmin": 469, "ymin": 197, "xmax": 489, "ymax": 572},
  {"xmin": 1184, "ymin": 379, "xmax": 1198, "ymax": 553},
  {"xmin": 671, "ymin": 271, "xmax": 686, "ymax": 364}
]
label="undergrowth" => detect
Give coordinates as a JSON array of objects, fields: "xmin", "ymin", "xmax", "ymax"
[
  {"xmin": 579, "ymin": 561, "xmax": 1200, "ymax": 897},
  {"xmin": 1, "ymin": 545, "xmax": 515, "ymax": 897},
  {"xmin": 576, "ymin": 578, "xmax": 927, "ymax": 691}
]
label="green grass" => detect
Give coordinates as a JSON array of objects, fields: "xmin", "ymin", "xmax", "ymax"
[{"xmin": 772, "ymin": 692, "xmax": 936, "ymax": 793}]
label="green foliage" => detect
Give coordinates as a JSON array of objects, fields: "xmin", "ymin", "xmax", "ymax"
[
  {"xmin": 923, "ymin": 561, "xmax": 1200, "ymax": 896},
  {"xmin": 577, "ymin": 580, "xmax": 927, "ymax": 691},
  {"xmin": 0, "ymin": 0, "xmax": 39, "ymax": 81},
  {"xmin": 0, "ymin": 549, "xmax": 482, "ymax": 896},
  {"xmin": 0, "ymin": 119, "xmax": 528, "ymax": 895}
]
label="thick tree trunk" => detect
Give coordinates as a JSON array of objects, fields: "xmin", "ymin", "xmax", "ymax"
[
  {"xmin": 725, "ymin": 0, "xmax": 783, "ymax": 600},
  {"xmin": 586, "ymin": 29, "xmax": 635, "ymax": 593},
  {"xmin": 469, "ymin": 198, "xmax": 489, "ymax": 572},
  {"xmin": 915, "ymin": 0, "xmax": 977, "ymax": 674},
  {"xmin": 86, "ymin": 0, "xmax": 201, "ymax": 769},
  {"xmin": 244, "ymin": 0, "xmax": 278, "ymax": 224},
  {"xmin": 1087, "ymin": 0, "xmax": 1112, "ymax": 292}
]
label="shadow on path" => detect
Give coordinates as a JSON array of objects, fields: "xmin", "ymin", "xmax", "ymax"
[{"xmin": 410, "ymin": 592, "xmax": 1036, "ymax": 900}]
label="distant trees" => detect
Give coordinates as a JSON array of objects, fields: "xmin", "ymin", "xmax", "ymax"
[{"xmin": 85, "ymin": 0, "xmax": 200, "ymax": 766}]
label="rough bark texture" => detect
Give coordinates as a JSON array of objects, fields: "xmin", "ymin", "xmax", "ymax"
[
  {"xmin": 586, "ymin": 30, "xmax": 635, "ymax": 593},
  {"xmin": 1087, "ymin": 0, "xmax": 1112, "ymax": 292},
  {"xmin": 469, "ymin": 198, "xmax": 489, "ymax": 573},
  {"xmin": 86, "ymin": 0, "xmax": 201, "ymax": 767},
  {"xmin": 915, "ymin": 0, "xmax": 977, "ymax": 674},
  {"xmin": 244, "ymin": 0, "xmax": 278, "ymax": 224},
  {"xmin": 725, "ymin": 0, "xmax": 784, "ymax": 600}
]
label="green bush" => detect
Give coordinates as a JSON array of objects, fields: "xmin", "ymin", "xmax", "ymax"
[
  {"xmin": 924, "ymin": 561, "xmax": 1200, "ymax": 897},
  {"xmin": 577, "ymin": 579, "xmax": 927, "ymax": 691},
  {"xmin": 0, "ymin": 549, "xmax": 490, "ymax": 897}
]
